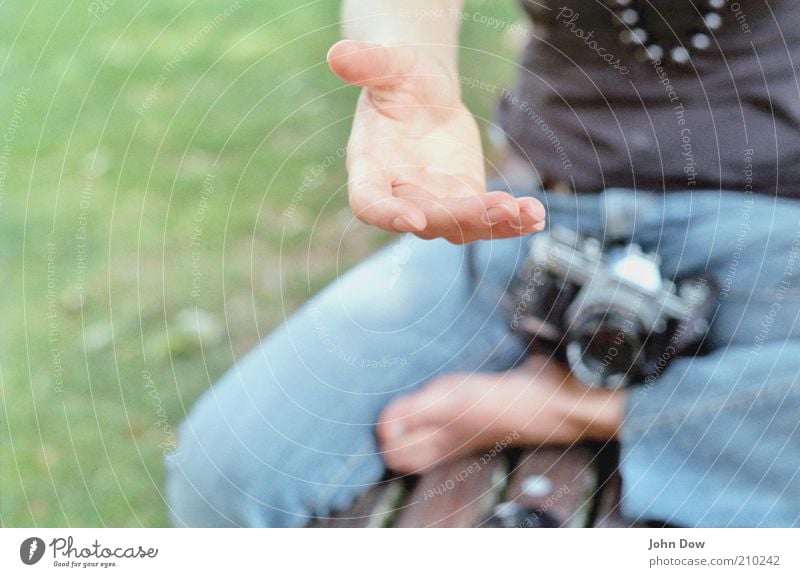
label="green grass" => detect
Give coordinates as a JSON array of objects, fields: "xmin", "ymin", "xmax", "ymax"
[{"xmin": 0, "ymin": 0, "xmax": 524, "ymax": 526}]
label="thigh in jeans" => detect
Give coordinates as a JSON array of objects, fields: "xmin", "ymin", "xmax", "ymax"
[
  {"xmin": 651, "ymin": 191, "xmax": 800, "ymax": 348},
  {"xmin": 164, "ymin": 235, "xmax": 527, "ymax": 527},
  {"xmin": 618, "ymin": 190, "xmax": 800, "ymax": 526}
]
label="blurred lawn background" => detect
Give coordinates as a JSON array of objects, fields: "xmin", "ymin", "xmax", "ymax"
[{"xmin": 1, "ymin": 0, "xmax": 525, "ymax": 526}]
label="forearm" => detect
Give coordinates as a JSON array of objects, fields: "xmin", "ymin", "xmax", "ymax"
[{"xmin": 340, "ymin": 0, "xmax": 464, "ymax": 73}]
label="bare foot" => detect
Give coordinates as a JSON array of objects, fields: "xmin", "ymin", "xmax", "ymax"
[{"xmin": 376, "ymin": 355, "xmax": 624, "ymax": 474}]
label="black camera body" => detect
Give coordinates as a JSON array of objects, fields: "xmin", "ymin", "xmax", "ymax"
[{"xmin": 510, "ymin": 227, "xmax": 717, "ymax": 388}]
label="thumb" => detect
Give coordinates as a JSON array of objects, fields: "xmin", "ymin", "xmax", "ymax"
[{"xmin": 327, "ymin": 40, "xmax": 419, "ymax": 88}]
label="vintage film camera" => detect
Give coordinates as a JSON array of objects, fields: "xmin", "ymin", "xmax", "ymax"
[{"xmin": 509, "ymin": 227, "xmax": 717, "ymax": 388}]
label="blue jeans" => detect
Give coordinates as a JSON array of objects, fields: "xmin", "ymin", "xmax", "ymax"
[{"xmin": 165, "ymin": 188, "xmax": 800, "ymax": 527}]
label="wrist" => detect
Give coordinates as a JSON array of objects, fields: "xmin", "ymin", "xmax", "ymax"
[{"xmin": 576, "ymin": 387, "xmax": 625, "ymax": 441}]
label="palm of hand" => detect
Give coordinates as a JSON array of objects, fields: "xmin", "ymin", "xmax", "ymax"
[{"xmin": 331, "ymin": 40, "xmax": 545, "ymax": 243}]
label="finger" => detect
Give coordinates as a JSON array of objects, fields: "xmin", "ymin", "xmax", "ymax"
[
  {"xmin": 512, "ymin": 195, "xmax": 547, "ymax": 227},
  {"xmin": 442, "ymin": 222, "xmax": 545, "ymax": 244},
  {"xmin": 348, "ymin": 156, "xmax": 427, "ymax": 232},
  {"xmin": 378, "ymin": 385, "xmax": 450, "ymax": 440},
  {"xmin": 327, "ymin": 40, "xmax": 417, "ymax": 89},
  {"xmin": 380, "ymin": 425, "xmax": 445, "ymax": 474},
  {"xmin": 472, "ymin": 194, "xmax": 546, "ymax": 232},
  {"xmin": 490, "ymin": 219, "xmax": 546, "ymax": 238},
  {"xmin": 393, "ymin": 183, "xmax": 520, "ymax": 231},
  {"xmin": 440, "ymin": 214, "xmax": 546, "ymax": 244},
  {"xmin": 480, "ymin": 190, "xmax": 523, "ymax": 225}
]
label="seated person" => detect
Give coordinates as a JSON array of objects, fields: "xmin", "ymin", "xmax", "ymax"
[{"xmin": 166, "ymin": 0, "xmax": 800, "ymax": 527}]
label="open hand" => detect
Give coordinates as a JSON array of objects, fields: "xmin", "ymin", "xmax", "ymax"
[{"xmin": 327, "ymin": 40, "xmax": 546, "ymax": 244}]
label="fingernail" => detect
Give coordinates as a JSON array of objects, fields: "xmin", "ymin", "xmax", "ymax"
[
  {"xmin": 520, "ymin": 199, "xmax": 546, "ymax": 221},
  {"xmin": 484, "ymin": 206, "xmax": 512, "ymax": 225},
  {"xmin": 525, "ymin": 220, "xmax": 546, "ymax": 233},
  {"xmin": 393, "ymin": 215, "xmax": 423, "ymax": 232},
  {"xmin": 510, "ymin": 219, "xmax": 546, "ymax": 235}
]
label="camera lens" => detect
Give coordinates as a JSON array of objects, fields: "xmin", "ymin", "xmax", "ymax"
[{"xmin": 567, "ymin": 305, "xmax": 645, "ymax": 386}]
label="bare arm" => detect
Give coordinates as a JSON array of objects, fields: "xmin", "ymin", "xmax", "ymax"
[
  {"xmin": 328, "ymin": 0, "xmax": 545, "ymax": 243},
  {"xmin": 341, "ymin": 0, "xmax": 463, "ymax": 74}
]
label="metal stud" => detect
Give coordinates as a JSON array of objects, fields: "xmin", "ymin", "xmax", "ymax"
[
  {"xmin": 669, "ymin": 46, "xmax": 691, "ymax": 65},
  {"xmin": 620, "ymin": 27, "xmax": 648, "ymax": 46},
  {"xmin": 620, "ymin": 8, "xmax": 639, "ymax": 26},
  {"xmin": 643, "ymin": 44, "xmax": 664, "ymax": 61},
  {"xmin": 691, "ymin": 33, "xmax": 712, "ymax": 51},
  {"xmin": 608, "ymin": 1, "xmax": 725, "ymax": 66},
  {"xmin": 704, "ymin": 12, "xmax": 723, "ymax": 30}
]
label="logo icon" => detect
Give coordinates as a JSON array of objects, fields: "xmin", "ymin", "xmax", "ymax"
[{"xmin": 20, "ymin": 537, "xmax": 46, "ymax": 565}]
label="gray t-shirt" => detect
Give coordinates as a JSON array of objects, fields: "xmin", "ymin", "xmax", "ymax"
[{"xmin": 499, "ymin": 0, "xmax": 800, "ymax": 197}]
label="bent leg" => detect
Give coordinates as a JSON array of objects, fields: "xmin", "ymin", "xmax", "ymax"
[
  {"xmin": 620, "ymin": 340, "xmax": 800, "ymax": 527},
  {"xmin": 164, "ymin": 236, "xmax": 527, "ymax": 527},
  {"xmin": 620, "ymin": 190, "xmax": 800, "ymax": 527}
]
